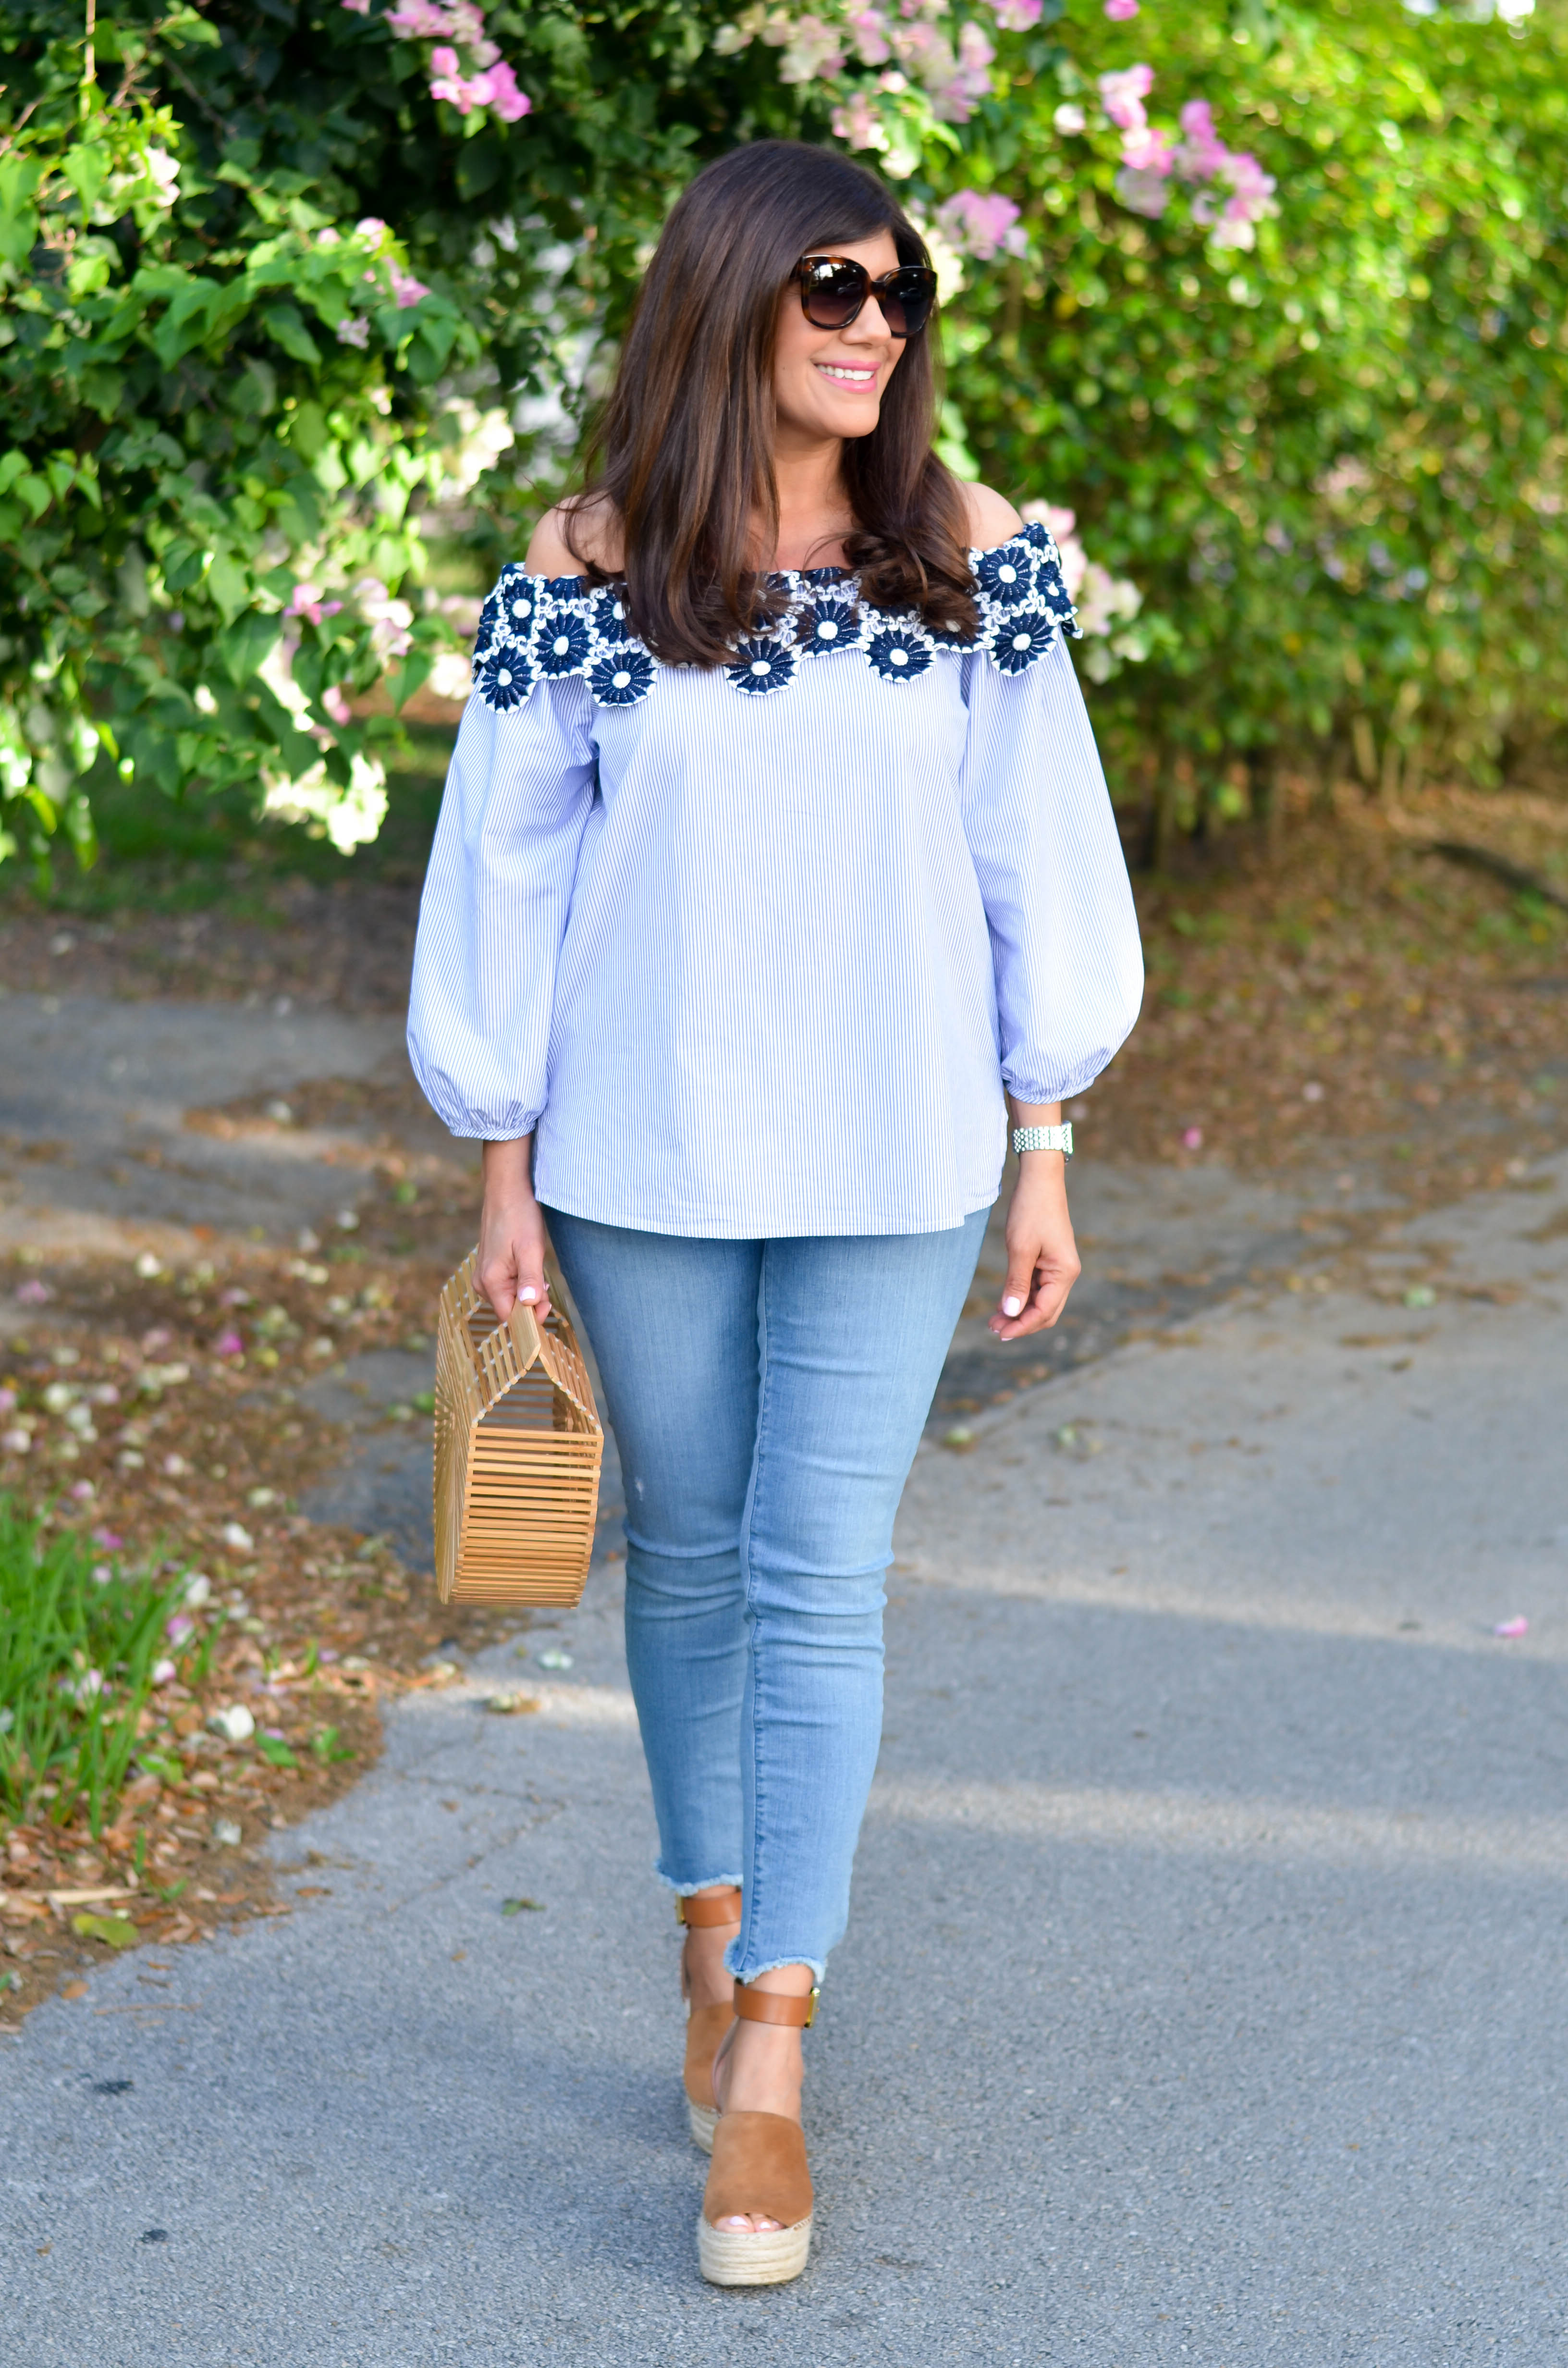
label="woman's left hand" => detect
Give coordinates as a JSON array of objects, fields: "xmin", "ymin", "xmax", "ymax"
[{"xmin": 988, "ymin": 1150, "xmax": 1081, "ymax": 1340}]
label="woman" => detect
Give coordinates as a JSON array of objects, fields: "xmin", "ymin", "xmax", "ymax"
[{"xmin": 408, "ymin": 138, "xmax": 1141, "ymax": 2286}]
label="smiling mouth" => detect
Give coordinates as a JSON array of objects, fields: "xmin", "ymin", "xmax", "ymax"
[{"xmin": 815, "ymin": 362, "xmax": 878, "ymax": 386}]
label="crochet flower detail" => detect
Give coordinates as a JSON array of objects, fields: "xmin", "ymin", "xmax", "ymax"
[
  {"xmin": 726, "ymin": 636, "xmax": 798, "ymax": 695},
  {"xmin": 595, "ymin": 593, "xmax": 632, "ymax": 647},
  {"xmin": 476, "ymin": 648, "xmax": 537, "ymax": 710},
  {"xmin": 467, "ymin": 531, "xmax": 1078, "ymax": 714},
  {"xmin": 537, "ymin": 611, "xmax": 594, "ymax": 678},
  {"xmin": 1034, "ymin": 571, "xmax": 1077, "ymax": 629},
  {"xmin": 794, "ymin": 595, "xmax": 864, "ymax": 656},
  {"xmin": 976, "ymin": 544, "xmax": 1034, "ymax": 607},
  {"xmin": 864, "ymin": 624, "xmax": 934, "ymax": 684},
  {"xmin": 989, "ymin": 607, "xmax": 1063, "ymax": 675},
  {"xmin": 588, "ymin": 647, "xmax": 656, "ymax": 706}
]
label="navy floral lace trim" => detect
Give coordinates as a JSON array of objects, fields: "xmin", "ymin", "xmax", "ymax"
[{"xmin": 469, "ymin": 526, "xmax": 1079, "ymax": 714}]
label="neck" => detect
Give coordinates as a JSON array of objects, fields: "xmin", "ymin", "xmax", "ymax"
[{"xmin": 765, "ymin": 424, "xmax": 852, "ymax": 574}]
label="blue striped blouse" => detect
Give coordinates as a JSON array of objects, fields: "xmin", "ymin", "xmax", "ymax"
[{"xmin": 407, "ymin": 526, "xmax": 1143, "ymax": 1239}]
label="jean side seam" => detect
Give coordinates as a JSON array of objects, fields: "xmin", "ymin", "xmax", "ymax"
[{"xmin": 735, "ymin": 1254, "xmax": 776, "ymax": 1977}]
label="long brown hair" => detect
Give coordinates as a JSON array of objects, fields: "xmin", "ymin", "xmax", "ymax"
[{"xmin": 563, "ymin": 139, "xmax": 980, "ymax": 665}]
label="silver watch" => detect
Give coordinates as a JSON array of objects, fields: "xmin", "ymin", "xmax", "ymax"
[{"xmin": 1012, "ymin": 1123, "xmax": 1073, "ymax": 1157}]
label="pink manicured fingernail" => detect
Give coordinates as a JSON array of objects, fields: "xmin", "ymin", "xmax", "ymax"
[
  {"xmin": 519, "ymin": 1287, "xmax": 537, "ymax": 1303},
  {"xmin": 1002, "ymin": 1295, "xmax": 1023, "ymax": 1317}
]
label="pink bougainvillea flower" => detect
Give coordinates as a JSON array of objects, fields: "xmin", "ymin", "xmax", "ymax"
[
  {"xmin": 215, "ymin": 1328, "xmax": 245, "ymax": 1357},
  {"xmin": 1120, "ymin": 122, "xmax": 1176, "ymax": 175},
  {"xmin": 848, "ymin": 5, "xmax": 891, "ymax": 61},
  {"xmin": 1098, "ymin": 62, "xmax": 1153, "ymax": 130},
  {"xmin": 92, "ymin": 1527, "xmax": 124, "ymax": 1549},
  {"xmin": 1176, "ymin": 98, "xmax": 1229, "ymax": 180},
  {"xmin": 1192, "ymin": 148, "xmax": 1278, "ymax": 244},
  {"xmin": 391, "ymin": 271, "xmax": 431, "ymax": 307},
  {"xmin": 1105, "ymin": 0, "xmax": 1139, "ymax": 16},
  {"xmin": 938, "ymin": 189, "xmax": 1023, "ymax": 261},
  {"xmin": 944, "ymin": 18, "xmax": 995, "ymax": 109},
  {"xmin": 483, "ymin": 60, "xmax": 532, "ymax": 120},
  {"xmin": 429, "ymin": 66, "xmax": 478, "ymax": 111},
  {"xmin": 831, "ymin": 91, "xmax": 882, "ymax": 149},
  {"xmin": 990, "ymin": 0, "xmax": 1042, "ymax": 27},
  {"xmin": 429, "ymin": 42, "xmax": 459, "ymax": 72},
  {"xmin": 386, "ymin": 0, "xmax": 459, "ymax": 34},
  {"xmin": 1182, "ymin": 1126, "xmax": 1204, "ymax": 1150},
  {"xmin": 341, "ymin": 0, "xmax": 371, "ymax": 12},
  {"xmin": 285, "ymin": 583, "xmax": 344, "ymax": 626},
  {"xmin": 166, "ymin": 1612, "xmax": 196, "ymax": 1644},
  {"xmin": 1222, "ymin": 151, "xmax": 1277, "ymax": 215}
]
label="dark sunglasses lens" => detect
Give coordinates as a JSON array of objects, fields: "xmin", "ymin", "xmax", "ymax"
[
  {"xmin": 800, "ymin": 261, "xmax": 867, "ymax": 329},
  {"xmin": 882, "ymin": 270, "xmax": 936, "ymax": 338}
]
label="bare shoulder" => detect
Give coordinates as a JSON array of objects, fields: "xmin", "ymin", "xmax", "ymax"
[
  {"xmin": 523, "ymin": 494, "xmax": 624, "ymax": 578},
  {"xmin": 960, "ymin": 479, "xmax": 1024, "ymax": 551}
]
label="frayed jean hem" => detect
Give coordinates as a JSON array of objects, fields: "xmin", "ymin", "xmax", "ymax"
[
  {"xmin": 726, "ymin": 1944, "xmax": 827, "ymax": 1986},
  {"xmin": 656, "ymin": 1866, "xmax": 746, "ymax": 1898}
]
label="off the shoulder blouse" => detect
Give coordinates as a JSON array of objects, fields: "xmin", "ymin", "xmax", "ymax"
[{"xmin": 407, "ymin": 524, "xmax": 1143, "ymax": 1238}]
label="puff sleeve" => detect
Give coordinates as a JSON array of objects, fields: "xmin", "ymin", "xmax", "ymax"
[
  {"xmin": 959, "ymin": 633, "xmax": 1144, "ymax": 1105},
  {"xmin": 406, "ymin": 676, "xmax": 598, "ymax": 1140}
]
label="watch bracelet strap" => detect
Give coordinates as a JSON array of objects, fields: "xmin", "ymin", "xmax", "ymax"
[{"xmin": 1012, "ymin": 1122, "xmax": 1073, "ymax": 1157}]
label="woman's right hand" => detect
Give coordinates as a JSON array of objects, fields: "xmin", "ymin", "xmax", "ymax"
[{"xmin": 477, "ymin": 1137, "xmax": 552, "ymax": 1323}]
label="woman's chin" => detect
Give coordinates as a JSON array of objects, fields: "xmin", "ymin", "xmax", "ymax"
[{"xmin": 786, "ymin": 394, "xmax": 882, "ymax": 443}]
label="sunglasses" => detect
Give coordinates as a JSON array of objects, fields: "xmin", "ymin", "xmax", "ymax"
[{"xmin": 791, "ymin": 254, "xmax": 938, "ymax": 340}]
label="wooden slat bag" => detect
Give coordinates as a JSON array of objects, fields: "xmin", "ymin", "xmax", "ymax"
[{"xmin": 432, "ymin": 1250, "xmax": 603, "ymax": 1605}]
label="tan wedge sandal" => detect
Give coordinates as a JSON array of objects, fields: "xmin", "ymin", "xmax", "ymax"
[
  {"xmin": 697, "ymin": 1980, "xmax": 818, "ymax": 2288},
  {"xmin": 676, "ymin": 1887, "xmax": 742, "ymax": 2153}
]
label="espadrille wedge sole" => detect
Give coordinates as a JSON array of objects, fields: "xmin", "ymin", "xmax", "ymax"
[
  {"xmin": 684, "ymin": 2018, "xmax": 724, "ymax": 2153},
  {"xmin": 688, "ymin": 2095, "xmax": 719, "ymax": 2152},
  {"xmin": 697, "ymin": 2202, "xmax": 813, "ymax": 2287},
  {"xmin": 677, "ymin": 1888, "xmax": 741, "ymax": 2155}
]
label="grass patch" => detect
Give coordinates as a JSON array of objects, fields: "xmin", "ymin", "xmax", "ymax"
[{"xmin": 0, "ymin": 1498, "xmax": 185, "ymax": 1838}]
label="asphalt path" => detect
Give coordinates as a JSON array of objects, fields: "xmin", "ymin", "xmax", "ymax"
[{"xmin": 3, "ymin": 993, "xmax": 1566, "ymax": 2362}]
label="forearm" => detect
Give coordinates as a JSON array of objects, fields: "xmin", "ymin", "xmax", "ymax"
[
  {"xmin": 483, "ymin": 1135, "xmax": 537, "ymax": 1204},
  {"xmin": 1006, "ymin": 1096, "xmax": 1062, "ymax": 1128}
]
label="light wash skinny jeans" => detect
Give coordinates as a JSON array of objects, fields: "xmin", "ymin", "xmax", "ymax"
[{"xmin": 545, "ymin": 1208, "xmax": 989, "ymax": 1985}]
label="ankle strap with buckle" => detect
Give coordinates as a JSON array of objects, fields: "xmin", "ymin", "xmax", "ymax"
[
  {"xmin": 733, "ymin": 1979, "xmax": 819, "ymax": 2029},
  {"xmin": 674, "ymin": 1887, "xmax": 743, "ymax": 1929}
]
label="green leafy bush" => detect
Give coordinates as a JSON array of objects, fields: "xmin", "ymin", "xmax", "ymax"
[
  {"xmin": 2, "ymin": 0, "xmax": 1564, "ymax": 876},
  {"xmin": 940, "ymin": 1, "xmax": 1568, "ymax": 826}
]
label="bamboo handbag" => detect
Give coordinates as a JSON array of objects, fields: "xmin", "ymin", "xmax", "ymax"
[{"xmin": 432, "ymin": 1249, "xmax": 604, "ymax": 1606}]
